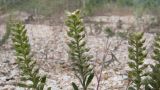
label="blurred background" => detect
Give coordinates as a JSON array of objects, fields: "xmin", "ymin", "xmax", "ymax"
[{"xmin": 0, "ymin": 0, "xmax": 160, "ymax": 21}]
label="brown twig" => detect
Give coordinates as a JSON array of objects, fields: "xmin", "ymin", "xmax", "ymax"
[{"xmin": 95, "ymin": 39, "xmax": 111, "ymax": 90}]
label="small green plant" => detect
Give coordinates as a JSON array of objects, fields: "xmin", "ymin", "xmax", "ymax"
[
  {"xmin": 116, "ymin": 31, "xmax": 128, "ymax": 40},
  {"xmin": 11, "ymin": 22, "xmax": 50, "ymax": 90},
  {"xmin": 128, "ymin": 32, "xmax": 147, "ymax": 90},
  {"xmin": 145, "ymin": 33, "xmax": 160, "ymax": 89},
  {"xmin": 104, "ymin": 27, "xmax": 115, "ymax": 38},
  {"xmin": 0, "ymin": 21, "xmax": 11, "ymax": 46},
  {"xmin": 65, "ymin": 10, "xmax": 94, "ymax": 90}
]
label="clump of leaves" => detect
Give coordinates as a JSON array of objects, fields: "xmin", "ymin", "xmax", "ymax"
[
  {"xmin": 65, "ymin": 10, "xmax": 94, "ymax": 90},
  {"xmin": 11, "ymin": 22, "xmax": 50, "ymax": 90},
  {"xmin": 104, "ymin": 27, "xmax": 115, "ymax": 38},
  {"xmin": 0, "ymin": 20, "xmax": 11, "ymax": 46},
  {"xmin": 145, "ymin": 33, "xmax": 160, "ymax": 89},
  {"xmin": 128, "ymin": 32, "xmax": 147, "ymax": 90}
]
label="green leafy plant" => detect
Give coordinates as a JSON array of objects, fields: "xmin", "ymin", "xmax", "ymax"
[
  {"xmin": 145, "ymin": 33, "xmax": 160, "ymax": 90},
  {"xmin": 128, "ymin": 32, "xmax": 147, "ymax": 90},
  {"xmin": 65, "ymin": 10, "xmax": 94, "ymax": 90},
  {"xmin": 11, "ymin": 22, "xmax": 50, "ymax": 90}
]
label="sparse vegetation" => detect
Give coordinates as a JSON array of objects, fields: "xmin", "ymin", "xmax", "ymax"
[
  {"xmin": 1, "ymin": 0, "xmax": 160, "ymax": 90},
  {"xmin": 104, "ymin": 27, "xmax": 129, "ymax": 40}
]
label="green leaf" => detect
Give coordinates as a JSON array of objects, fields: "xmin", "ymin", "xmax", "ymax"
[
  {"xmin": 40, "ymin": 75, "xmax": 47, "ymax": 83},
  {"xmin": 18, "ymin": 83, "xmax": 28, "ymax": 87},
  {"xmin": 128, "ymin": 62, "xmax": 136, "ymax": 68},
  {"xmin": 47, "ymin": 87, "xmax": 52, "ymax": 90},
  {"xmin": 140, "ymin": 64, "xmax": 148, "ymax": 70},
  {"xmin": 72, "ymin": 82, "xmax": 79, "ymax": 90},
  {"xmin": 128, "ymin": 87, "xmax": 136, "ymax": 90},
  {"xmin": 67, "ymin": 31, "xmax": 73, "ymax": 37},
  {"xmin": 38, "ymin": 83, "xmax": 45, "ymax": 90},
  {"xmin": 85, "ymin": 73, "xmax": 94, "ymax": 87}
]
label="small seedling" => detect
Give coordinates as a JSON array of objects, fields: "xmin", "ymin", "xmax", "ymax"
[{"xmin": 104, "ymin": 27, "xmax": 115, "ymax": 38}]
